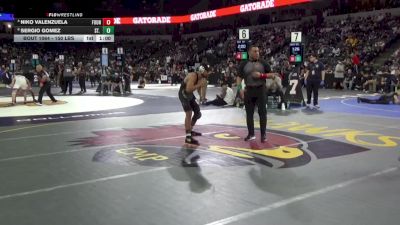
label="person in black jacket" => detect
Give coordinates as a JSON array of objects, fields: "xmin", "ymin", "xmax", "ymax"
[
  {"xmin": 304, "ymin": 53, "xmax": 325, "ymax": 109},
  {"xmin": 77, "ymin": 62, "xmax": 86, "ymax": 94},
  {"xmin": 63, "ymin": 63, "xmax": 74, "ymax": 95}
]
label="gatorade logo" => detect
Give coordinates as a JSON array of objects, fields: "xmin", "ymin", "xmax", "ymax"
[
  {"xmin": 74, "ymin": 125, "xmax": 370, "ymax": 168},
  {"xmin": 240, "ymin": 0, "xmax": 275, "ymax": 13},
  {"xmin": 190, "ymin": 10, "xmax": 217, "ymax": 21}
]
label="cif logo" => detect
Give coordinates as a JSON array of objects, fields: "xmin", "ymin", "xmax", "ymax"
[{"xmin": 73, "ymin": 124, "xmax": 372, "ymax": 169}]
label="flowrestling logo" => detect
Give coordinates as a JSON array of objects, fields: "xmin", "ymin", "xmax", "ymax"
[{"xmin": 73, "ymin": 124, "xmax": 370, "ymax": 168}]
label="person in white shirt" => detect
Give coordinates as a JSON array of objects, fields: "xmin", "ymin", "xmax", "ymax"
[
  {"xmin": 334, "ymin": 61, "xmax": 345, "ymax": 89},
  {"xmin": 10, "ymin": 71, "xmax": 37, "ymax": 105},
  {"xmin": 204, "ymin": 82, "xmax": 235, "ymax": 106}
]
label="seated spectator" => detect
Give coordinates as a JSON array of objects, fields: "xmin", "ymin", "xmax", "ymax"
[
  {"xmin": 361, "ymin": 61, "xmax": 377, "ymax": 92},
  {"xmin": 204, "ymin": 82, "xmax": 235, "ymax": 106},
  {"xmin": 266, "ymin": 75, "xmax": 286, "ymax": 109},
  {"xmin": 362, "ymin": 75, "xmax": 377, "ymax": 93}
]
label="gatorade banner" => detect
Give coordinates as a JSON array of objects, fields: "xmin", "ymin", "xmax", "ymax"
[{"xmin": 114, "ymin": 0, "xmax": 311, "ymax": 25}]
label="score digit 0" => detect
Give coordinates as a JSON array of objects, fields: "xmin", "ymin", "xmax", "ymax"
[
  {"xmin": 102, "ymin": 18, "xmax": 114, "ymax": 26},
  {"xmin": 103, "ymin": 26, "xmax": 115, "ymax": 34}
]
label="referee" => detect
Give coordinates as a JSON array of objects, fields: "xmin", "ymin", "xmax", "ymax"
[
  {"xmin": 36, "ymin": 65, "xmax": 57, "ymax": 105},
  {"xmin": 237, "ymin": 45, "xmax": 277, "ymax": 142},
  {"xmin": 304, "ymin": 53, "xmax": 325, "ymax": 109}
]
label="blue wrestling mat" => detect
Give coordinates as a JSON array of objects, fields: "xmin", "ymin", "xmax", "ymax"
[{"xmin": 320, "ymin": 97, "xmax": 400, "ymax": 119}]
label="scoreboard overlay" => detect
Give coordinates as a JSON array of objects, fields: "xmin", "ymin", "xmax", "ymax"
[{"xmin": 14, "ymin": 18, "xmax": 115, "ymax": 43}]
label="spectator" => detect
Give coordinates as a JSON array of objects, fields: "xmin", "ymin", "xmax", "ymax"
[
  {"xmin": 204, "ymin": 83, "xmax": 235, "ymax": 106},
  {"xmin": 334, "ymin": 60, "xmax": 345, "ymax": 89},
  {"xmin": 266, "ymin": 74, "xmax": 286, "ymax": 109},
  {"xmin": 361, "ymin": 61, "xmax": 377, "ymax": 92},
  {"xmin": 352, "ymin": 52, "xmax": 361, "ymax": 75},
  {"xmin": 1, "ymin": 65, "xmax": 12, "ymax": 87}
]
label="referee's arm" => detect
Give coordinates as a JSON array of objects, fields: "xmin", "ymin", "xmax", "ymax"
[{"xmin": 253, "ymin": 61, "xmax": 278, "ymax": 79}]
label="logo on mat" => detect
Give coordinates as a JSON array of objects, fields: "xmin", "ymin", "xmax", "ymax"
[{"xmin": 73, "ymin": 125, "xmax": 369, "ymax": 168}]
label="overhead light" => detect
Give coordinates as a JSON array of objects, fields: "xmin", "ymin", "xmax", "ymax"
[{"xmin": 7, "ymin": 23, "xmax": 12, "ymax": 29}]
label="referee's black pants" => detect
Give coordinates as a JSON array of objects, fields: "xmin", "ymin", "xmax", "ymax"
[
  {"xmin": 64, "ymin": 77, "xmax": 73, "ymax": 95},
  {"xmin": 38, "ymin": 82, "xmax": 56, "ymax": 104},
  {"xmin": 79, "ymin": 77, "xmax": 86, "ymax": 92},
  {"xmin": 244, "ymin": 85, "xmax": 267, "ymax": 136},
  {"xmin": 306, "ymin": 79, "xmax": 320, "ymax": 106}
]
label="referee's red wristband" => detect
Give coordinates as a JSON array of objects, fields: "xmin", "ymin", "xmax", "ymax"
[{"xmin": 260, "ymin": 73, "xmax": 268, "ymax": 79}]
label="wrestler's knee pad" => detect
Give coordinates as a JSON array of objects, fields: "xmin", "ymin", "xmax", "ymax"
[
  {"xmin": 191, "ymin": 111, "xmax": 202, "ymax": 126},
  {"xmin": 193, "ymin": 111, "xmax": 202, "ymax": 120}
]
